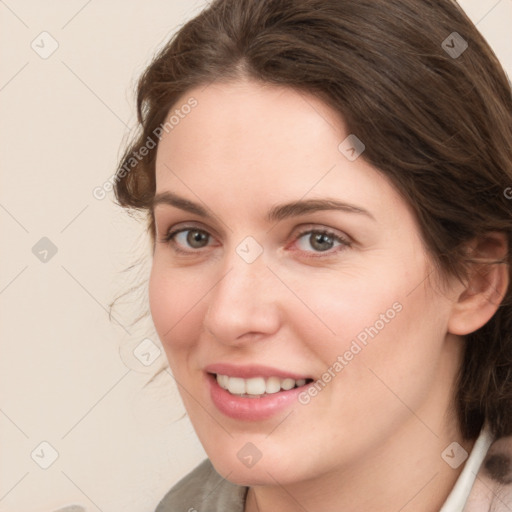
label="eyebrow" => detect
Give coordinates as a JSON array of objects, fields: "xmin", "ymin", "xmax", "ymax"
[{"xmin": 151, "ymin": 191, "xmax": 375, "ymax": 223}]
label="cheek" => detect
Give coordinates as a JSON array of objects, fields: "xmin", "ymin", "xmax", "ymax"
[
  {"xmin": 148, "ymin": 261, "xmax": 205, "ymax": 355},
  {"xmin": 286, "ymin": 267, "xmax": 406, "ymax": 347},
  {"xmin": 327, "ymin": 283, "xmax": 450, "ymax": 423},
  {"xmin": 148, "ymin": 262, "xmax": 172, "ymax": 338},
  {"xmin": 289, "ymin": 259, "xmax": 448, "ymax": 386}
]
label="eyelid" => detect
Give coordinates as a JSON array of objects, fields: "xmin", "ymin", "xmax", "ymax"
[
  {"xmin": 157, "ymin": 220, "xmax": 218, "ymax": 242},
  {"xmin": 292, "ymin": 223, "xmax": 352, "ymax": 243},
  {"xmin": 287, "ymin": 225, "xmax": 352, "ymax": 257},
  {"xmin": 158, "ymin": 222, "xmax": 217, "ymax": 248}
]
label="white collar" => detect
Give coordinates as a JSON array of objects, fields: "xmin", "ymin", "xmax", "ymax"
[{"xmin": 439, "ymin": 423, "xmax": 494, "ymax": 512}]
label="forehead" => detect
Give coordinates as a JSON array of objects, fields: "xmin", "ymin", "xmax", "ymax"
[
  {"xmin": 153, "ymin": 79, "xmax": 406, "ymax": 224},
  {"xmin": 155, "ymin": 79, "xmax": 344, "ymax": 170}
]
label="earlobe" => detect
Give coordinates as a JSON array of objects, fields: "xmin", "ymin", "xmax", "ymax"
[{"xmin": 448, "ymin": 232, "xmax": 509, "ymax": 336}]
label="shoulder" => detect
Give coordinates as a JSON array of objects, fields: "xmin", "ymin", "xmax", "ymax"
[{"xmin": 155, "ymin": 459, "xmax": 248, "ymax": 512}]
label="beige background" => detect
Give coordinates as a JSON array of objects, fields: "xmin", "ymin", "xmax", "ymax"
[{"xmin": 0, "ymin": 1, "xmax": 510, "ymax": 511}]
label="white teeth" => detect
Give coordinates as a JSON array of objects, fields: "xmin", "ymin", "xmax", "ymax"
[
  {"xmin": 265, "ymin": 376, "xmax": 281, "ymax": 394},
  {"xmin": 227, "ymin": 377, "xmax": 245, "ymax": 395},
  {"xmin": 245, "ymin": 377, "xmax": 266, "ymax": 395},
  {"xmin": 281, "ymin": 378, "xmax": 296, "ymax": 391},
  {"xmin": 218, "ymin": 374, "xmax": 229, "ymax": 390},
  {"xmin": 215, "ymin": 374, "xmax": 309, "ymax": 396}
]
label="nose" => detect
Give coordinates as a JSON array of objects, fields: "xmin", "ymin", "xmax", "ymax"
[{"xmin": 202, "ymin": 248, "xmax": 281, "ymax": 346}]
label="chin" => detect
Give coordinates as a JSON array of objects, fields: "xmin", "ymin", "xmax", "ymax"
[{"xmin": 206, "ymin": 444, "xmax": 307, "ymax": 487}]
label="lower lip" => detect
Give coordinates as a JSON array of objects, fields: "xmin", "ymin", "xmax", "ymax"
[{"xmin": 207, "ymin": 373, "xmax": 309, "ymax": 421}]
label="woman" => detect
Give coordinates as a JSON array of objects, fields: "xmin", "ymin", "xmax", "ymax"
[{"xmin": 112, "ymin": 0, "xmax": 512, "ymax": 510}]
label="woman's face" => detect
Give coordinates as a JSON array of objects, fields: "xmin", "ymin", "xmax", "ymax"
[{"xmin": 149, "ymin": 79, "xmax": 464, "ymax": 486}]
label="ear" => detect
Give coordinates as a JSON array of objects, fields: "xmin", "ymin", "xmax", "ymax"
[{"xmin": 448, "ymin": 232, "xmax": 509, "ymax": 336}]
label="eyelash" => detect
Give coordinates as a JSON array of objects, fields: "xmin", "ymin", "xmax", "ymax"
[{"xmin": 159, "ymin": 225, "xmax": 352, "ymax": 258}]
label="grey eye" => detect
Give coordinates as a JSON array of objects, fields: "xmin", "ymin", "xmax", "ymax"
[
  {"xmin": 175, "ymin": 229, "xmax": 210, "ymax": 249},
  {"xmin": 296, "ymin": 230, "xmax": 343, "ymax": 252}
]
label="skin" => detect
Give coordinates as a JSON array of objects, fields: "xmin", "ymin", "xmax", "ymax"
[{"xmin": 148, "ymin": 78, "xmax": 506, "ymax": 512}]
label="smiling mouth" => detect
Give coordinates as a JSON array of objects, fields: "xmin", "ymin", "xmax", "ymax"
[{"xmin": 211, "ymin": 373, "xmax": 314, "ymax": 398}]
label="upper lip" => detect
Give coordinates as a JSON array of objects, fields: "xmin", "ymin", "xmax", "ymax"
[{"xmin": 204, "ymin": 363, "xmax": 313, "ymax": 380}]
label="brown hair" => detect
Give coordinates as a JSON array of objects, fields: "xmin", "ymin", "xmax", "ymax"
[{"xmin": 113, "ymin": 0, "xmax": 512, "ymax": 440}]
